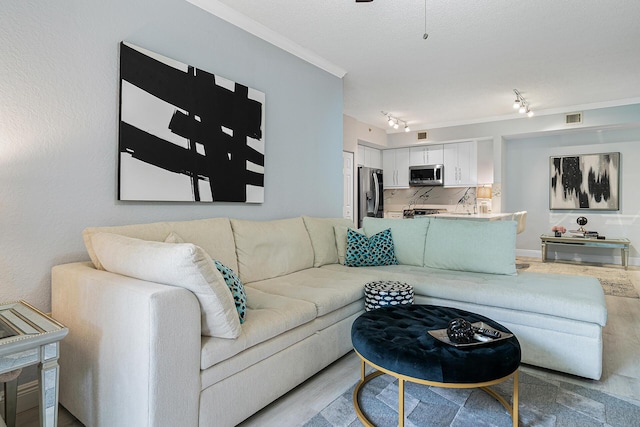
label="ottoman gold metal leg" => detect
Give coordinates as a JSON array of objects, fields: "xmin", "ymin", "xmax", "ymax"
[
  {"xmin": 398, "ymin": 377, "xmax": 405, "ymax": 427},
  {"xmin": 513, "ymin": 370, "xmax": 519, "ymax": 427},
  {"xmin": 354, "ymin": 351, "xmax": 519, "ymax": 427}
]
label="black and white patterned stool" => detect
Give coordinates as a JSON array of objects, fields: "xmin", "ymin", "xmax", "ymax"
[{"xmin": 364, "ymin": 281, "xmax": 414, "ymax": 311}]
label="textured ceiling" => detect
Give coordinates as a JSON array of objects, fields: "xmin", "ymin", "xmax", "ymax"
[{"xmin": 189, "ymin": 0, "xmax": 640, "ymax": 132}]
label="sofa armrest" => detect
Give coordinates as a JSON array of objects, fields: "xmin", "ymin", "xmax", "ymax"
[{"xmin": 52, "ymin": 262, "xmax": 201, "ymax": 427}]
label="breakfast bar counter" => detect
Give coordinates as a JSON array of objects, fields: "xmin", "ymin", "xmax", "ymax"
[{"xmin": 431, "ymin": 212, "xmax": 513, "ymax": 221}]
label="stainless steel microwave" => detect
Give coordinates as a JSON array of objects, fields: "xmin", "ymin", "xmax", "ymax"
[{"xmin": 409, "ymin": 164, "xmax": 444, "ymax": 186}]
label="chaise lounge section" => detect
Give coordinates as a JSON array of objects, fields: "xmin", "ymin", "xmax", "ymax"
[{"xmin": 51, "ymin": 215, "xmax": 606, "ymax": 426}]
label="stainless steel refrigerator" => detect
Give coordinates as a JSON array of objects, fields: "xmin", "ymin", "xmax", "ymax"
[{"xmin": 358, "ymin": 167, "xmax": 384, "ymax": 227}]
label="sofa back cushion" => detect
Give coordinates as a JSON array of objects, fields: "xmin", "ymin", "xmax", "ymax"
[
  {"xmin": 83, "ymin": 218, "xmax": 238, "ymax": 272},
  {"xmin": 231, "ymin": 217, "xmax": 315, "ymax": 283},
  {"xmin": 362, "ymin": 217, "xmax": 430, "ymax": 266},
  {"xmin": 302, "ymin": 216, "xmax": 354, "ymax": 267},
  {"xmin": 90, "ymin": 232, "xmax": 241, "ymax": 338},
  {"xmin": 423, "ymin": 219, "xmax": 517, "ymax": 275}
]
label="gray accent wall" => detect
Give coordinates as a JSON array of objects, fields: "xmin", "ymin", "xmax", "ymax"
[{"xmin": 0, "ymin": 1, "xmax": 343, "ymax": 310}]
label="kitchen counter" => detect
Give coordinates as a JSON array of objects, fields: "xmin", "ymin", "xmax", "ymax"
[{"xmin": 431, "ymin": 212, "xmax": 513, "ymax": 221}]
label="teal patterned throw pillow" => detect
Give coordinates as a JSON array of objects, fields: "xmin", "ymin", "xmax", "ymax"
[
  {"xmin": 345, "ymin": 228, "xmax": 399, "ymax": 267},
  {"xmin": 214, "ymin": 260, "xmax": 247, "ymax": 324}
]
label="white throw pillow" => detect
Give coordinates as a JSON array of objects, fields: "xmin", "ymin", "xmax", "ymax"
[{"xmin": 91, "ymin": 232, "xmax": 241, "ymax": 338}]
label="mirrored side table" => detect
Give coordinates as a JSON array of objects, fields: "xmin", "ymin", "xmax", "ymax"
[{"xmin": 0, "ymin": 301, "xmax": 68, "ymax": 427}]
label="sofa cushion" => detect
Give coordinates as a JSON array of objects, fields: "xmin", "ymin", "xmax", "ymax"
[
  {"xmin": 200, "ymin": 286, "xmax": 318, "ymax": 370},
  {"xmin": 424, "ymin": 219, "xmax": 517, "ymax": 275},
  {"xmin": 90, "ymin": 232, "xmax": 241, "ymax": 338},
  {"xmin": 362, "ymin": 217, "xmax": 430, "ymax": 266},
  {"xmin": 247, "ymin": 267, "xmax": 379, "ymax": 316},
  {"xmin": 302, "ymin": 216, "xmax": 354, "ymax": 267},
  {"xmin": 231, "ymin": 218, "xmax": 315, "ymax": 283},
  {"xmin": 345, "ymin": 228, "xmax": 398, "ymax": 267},
  {"xmin": 83, "ymin": 218, "xmax": 238, "ymax": 272},
  {"xmin": 321, "ymin": 263, "xmax": 607, "ymax": 327}
]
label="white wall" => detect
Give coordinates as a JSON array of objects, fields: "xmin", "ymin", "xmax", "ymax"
[{"xmin": 0, "ymin": 0, "xmax": 344, "ymax": 311}]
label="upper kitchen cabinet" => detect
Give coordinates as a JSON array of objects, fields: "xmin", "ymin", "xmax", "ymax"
[
  {"xmin": 409, "ymin": 145, "xmax": 444, "ymax": 166},
  {"xmin": 383, "ymin": 148, "xmax": 410, "ymax": 188},
  {"xmin": 357, "ymin": 145, "xmax": 382, "ymax": 169},
  {"xmin": 443, "ymin": 141, "xmax": 477, "ymax": 187}
]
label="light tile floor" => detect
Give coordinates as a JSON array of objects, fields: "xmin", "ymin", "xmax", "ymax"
[{"xmin": 16, "ymin": 257, "xmax": 640, "ymax": 427}]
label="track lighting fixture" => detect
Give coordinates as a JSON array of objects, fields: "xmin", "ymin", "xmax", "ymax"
[
  {"xmin": 381, "ymin": 111, "xmax": 410, "ymax": 132},
  {"xmin": 512, "ymin": 89, "xmax": 534, "ymax": 117}
]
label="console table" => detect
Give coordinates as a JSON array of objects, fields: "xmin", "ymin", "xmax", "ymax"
[
  {"xmin": 0, "ymin": 301, "xmax": 68, "ymax": 427},
  {"xmin": 540, "ymin": 234, "xmax": 631, "ymax": 270}
]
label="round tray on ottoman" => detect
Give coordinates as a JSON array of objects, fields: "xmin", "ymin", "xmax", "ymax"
[
  {"xmin": 363, "ymin": 281, "xmax": 414, "ymax": 311},
  {"xmin": 351, "ymin": 304, "xmax": 521, "ymax": 427}
]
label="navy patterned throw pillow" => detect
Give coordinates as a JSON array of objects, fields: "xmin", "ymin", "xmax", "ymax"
[
  {"xmin": 214, "ymin": 260, "xmax": 247, "ymax": 324},
  {"xmin": 345, "ymin": 228, "xmax": 399, "ymax": 267}
]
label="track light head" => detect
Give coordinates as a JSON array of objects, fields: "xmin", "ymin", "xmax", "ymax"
[
  {"xmin": 382, "ymin": 112, "xmax": 411, "ymax": 131},
  {"xmin": 512, "ymin": 89, "xmax": 534, "ymax": 117}
]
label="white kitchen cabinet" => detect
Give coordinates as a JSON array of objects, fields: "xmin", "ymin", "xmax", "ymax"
[
  {"xmin": 443, "ymin": 141, "xmax": 477, "ymax": 187},
  {"xmin": 383, "ymin": 148, "xmax": 410, "ymax": 188},
  {"xmin": 357, "ymin": 145, "xmax": 382, "ymax": 169},
  {"xmin": 409, "ymin": 145, "xmax": 443, "ymax": 166}
]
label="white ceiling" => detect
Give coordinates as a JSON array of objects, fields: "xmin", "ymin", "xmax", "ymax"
[{"xmin": 188, "ymin": 0, "xmax": 640, "ymax": 132}]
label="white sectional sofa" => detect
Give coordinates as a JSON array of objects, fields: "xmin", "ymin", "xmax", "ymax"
[{"xmin": 51, "ymin": 215, "xmax": 607, "ymax": 427}]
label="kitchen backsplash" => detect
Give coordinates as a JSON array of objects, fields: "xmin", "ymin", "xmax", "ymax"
[{"xmin": 384, "ymin": 183, "xmax": 501, "ymax": 213}]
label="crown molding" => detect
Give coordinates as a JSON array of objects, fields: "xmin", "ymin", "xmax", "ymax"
[{"xmin": 185, "ymin": 0, "xmax": 347, "ymax": 78}]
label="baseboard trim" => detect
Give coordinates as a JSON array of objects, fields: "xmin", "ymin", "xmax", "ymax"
[{"xmin": 1, "ymin": 380, "xmax": 40, "ymax": 416}]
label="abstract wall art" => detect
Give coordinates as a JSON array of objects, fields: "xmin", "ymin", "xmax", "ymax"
[
  {"xmin": 549, "ymin": 152, "xmax": 620, "ymax": 210},
  {"xmin": 118, "ymin": 42, "xmax": 265, "ymax": 203}
]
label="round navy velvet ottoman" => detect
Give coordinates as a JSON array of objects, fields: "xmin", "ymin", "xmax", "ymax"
[{"xmin": 351, "ymin": 304, "xmax": 521, "ymax": 427}]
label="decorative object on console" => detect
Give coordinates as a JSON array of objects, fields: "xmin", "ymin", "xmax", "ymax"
[
  {"xmin": 551, "ymin": 225, "xmax": 566, "ymax": 237},
  {"xmin": 577, "ymin": 216, "xmax": 588, "ymax": 233},
  {"xmin": 118, "ymin": 42, "xmax": 265, "ymax": 203},
  {"xmin": 549, "ymin": 152, "xmax": 620, "ymax": 210}
]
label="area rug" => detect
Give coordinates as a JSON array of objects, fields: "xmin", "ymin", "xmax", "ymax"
[
  {"xmin": 303, "ymin": 371, "xmax": 640, "ymax": 427},
  {"xmin": 518, "ymin": 259, "xmax": 639, "ymax": 299}
]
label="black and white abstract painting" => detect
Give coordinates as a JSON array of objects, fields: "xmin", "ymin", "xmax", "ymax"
[
  {"xmin": 549, "ymin": 152, "xmax": 620, "ymax": 210},
  {"xmin": 118, "ymin": 42, "xmax": 265, "ymax": 203}
]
